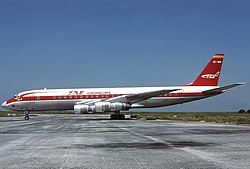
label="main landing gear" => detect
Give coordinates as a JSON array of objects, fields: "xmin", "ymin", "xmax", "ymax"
[
  {"xmin": 23, "ymin": 111, "xmax": 30, "ymax": 120},
  {"xmin": 110, "ymin": 112, "xmax": 125, "ymax": 120}
]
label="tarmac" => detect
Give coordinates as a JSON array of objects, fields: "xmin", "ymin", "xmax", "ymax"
[{"xmin": 0, "ymin": 114, "xmax": 249, "ymax": 169}]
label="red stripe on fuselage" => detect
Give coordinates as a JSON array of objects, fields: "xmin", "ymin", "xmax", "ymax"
[
  {"xmin": 6, "ymin": 98, "xmax": 16, "ymax": 104},
  {"xmin": 6, "ymin": 92, "xmax": 205, "ymax": 104}
]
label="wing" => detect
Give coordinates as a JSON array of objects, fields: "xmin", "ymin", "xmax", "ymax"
[
  {"xmin": 202, "ymin": 82, "xmax": 245, "ymax": 95},
  {"xmin": 106, "ymin": 89, "xmax": 180, "ymax": 104},
  {"xmin": 76, "ymin": 99, "xmax": 102, "ymax": 105},
  {"xmin": 76, "ymin": 89, "xmax": 180, "ymax": 105}
]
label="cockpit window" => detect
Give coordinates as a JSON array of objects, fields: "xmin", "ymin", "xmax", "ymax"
[{"xmin": 13, "ymin": 94, "xmax": 19, "ymax": 99}]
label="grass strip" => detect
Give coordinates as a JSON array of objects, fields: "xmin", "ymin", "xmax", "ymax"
[
  {"xmin": 1, "ymin": 111, "xmax": 249, "ymax": 125},
  {"xmin": 125, "ymin": 112, "xmax": 250, "ymax": 125}
]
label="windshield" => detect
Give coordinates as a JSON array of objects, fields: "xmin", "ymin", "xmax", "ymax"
[{"xmin": 13, "ymin": 94, "xmax": 19, "ymax": 99}]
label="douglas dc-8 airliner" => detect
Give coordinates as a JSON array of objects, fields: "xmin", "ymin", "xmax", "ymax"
[{"xmin": 2, "ymin": 54, "xmax": 244, "ymax": 120}]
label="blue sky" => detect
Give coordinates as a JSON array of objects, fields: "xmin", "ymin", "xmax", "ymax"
[{"xmin": 0, "ymin": 0, "xmax": 249, "ymax": 112}]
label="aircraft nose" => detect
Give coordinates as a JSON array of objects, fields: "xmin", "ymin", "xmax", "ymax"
[{"xmin": 2, "ymin": 101, "xmax": 7, "ymax": 108}]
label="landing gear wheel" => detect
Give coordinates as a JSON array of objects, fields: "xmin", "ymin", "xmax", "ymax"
[
  {"xmin": 110, "ymin": 113, "xmax": 125, "ymax": 120},
  {"xmin": 23, "ymin": 111, "xmax": 30, "ymax": 120},
  {"xmin": 24, "ymin": 116, "xmax": 29, "ymax": 120}
]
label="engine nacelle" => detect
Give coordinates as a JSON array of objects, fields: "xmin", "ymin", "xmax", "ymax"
[
  {"xmin": 74, "ymin": 104, "xmax": 95, "ymax": 114},
  {"xmin": 74, "ymin": 102, "xmax": 130, "ymax": 114}
]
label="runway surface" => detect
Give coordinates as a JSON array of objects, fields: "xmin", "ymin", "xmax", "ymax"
[{"xmin": 0, "ymin": 114, "xmax": 249, "ymax": 169}]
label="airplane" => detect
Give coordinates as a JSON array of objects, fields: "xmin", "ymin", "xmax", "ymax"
[{"xmin": 1, "ymin": 54, "xmax": 245, "ymax": 120}]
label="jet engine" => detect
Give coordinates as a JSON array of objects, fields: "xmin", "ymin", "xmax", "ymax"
[{"xmin": 74, "ymin": 102, "xmax": 130, "ymax": 114}]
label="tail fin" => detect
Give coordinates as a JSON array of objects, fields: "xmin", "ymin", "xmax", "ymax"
[{"xmin": 187, "ymin": 54, "xmax": 224, "ymax": 86}]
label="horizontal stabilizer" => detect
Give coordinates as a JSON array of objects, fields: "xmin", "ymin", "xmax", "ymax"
[{"xmin": 202, "ymin": 82, "xmax": 245, "ymax": 95}]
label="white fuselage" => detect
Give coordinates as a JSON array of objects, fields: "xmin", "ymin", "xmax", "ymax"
[{"xmin": 2, "ymin": 86, "xmax": 217, "ymax": 112}]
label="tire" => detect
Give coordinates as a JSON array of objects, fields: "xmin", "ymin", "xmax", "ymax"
[
  {"xmin": 118, "ymin": 114, "xmax": 125, "ymax": 120},
  {"xmin": 110, "ymin": 114, "xmax": 125, "ymax": 120},
  {"xmin": 110, "ymin": 114, "xmax": 115, "ymax": 120},
  {"xmin": 24, "ymin": 116, "xmax": 29, "ymax": 120}
]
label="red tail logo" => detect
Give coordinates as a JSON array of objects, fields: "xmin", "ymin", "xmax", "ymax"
[{"xmin": 187, "ymin": 54, "xmax": 224, "ymax": 86}]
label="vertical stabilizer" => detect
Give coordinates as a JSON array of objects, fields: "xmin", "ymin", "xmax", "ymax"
[{"xmin": 187, "ymin": 54, "xmax": 224, "ymax": 86}]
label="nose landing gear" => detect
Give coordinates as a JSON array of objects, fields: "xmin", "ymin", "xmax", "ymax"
[{"xmin": 23, "ymin": 111, "xmax": 30, "ymax": 120}]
